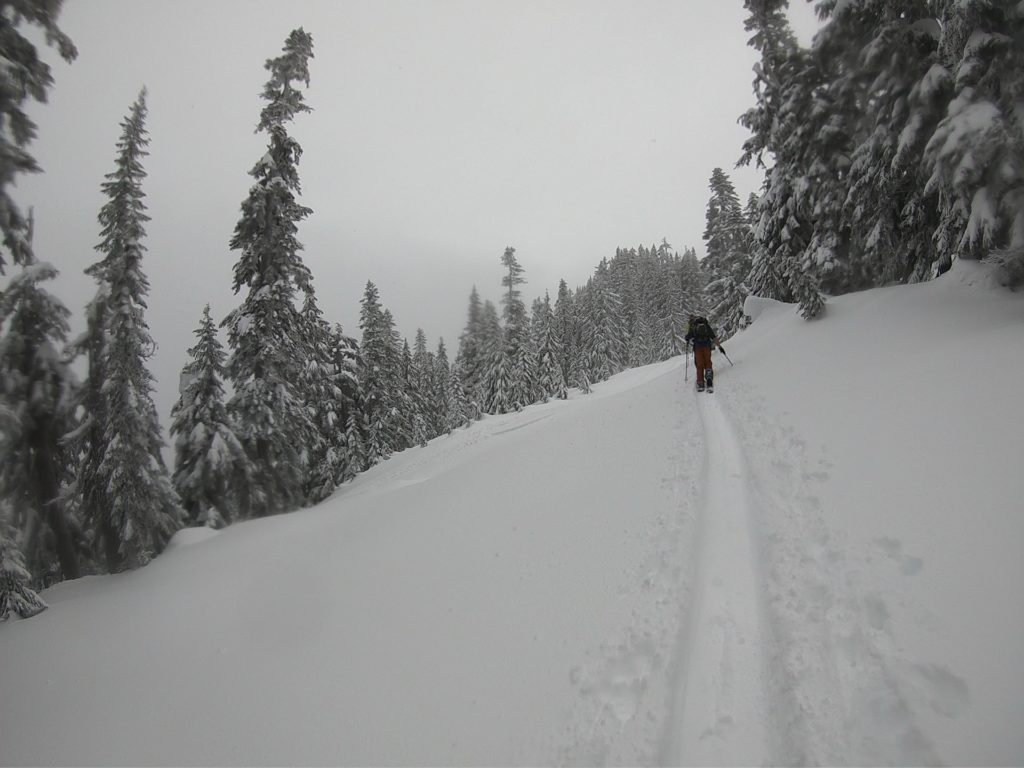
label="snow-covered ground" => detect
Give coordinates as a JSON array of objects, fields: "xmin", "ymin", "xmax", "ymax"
[{"xmin": 2, "ymin": 261, "xmax": 1022, "ymax": 766}]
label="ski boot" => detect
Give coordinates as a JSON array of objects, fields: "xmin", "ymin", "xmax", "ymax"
[{"xmin": 705, "ymin": 369, "xmax": 714, "ymax": 393}]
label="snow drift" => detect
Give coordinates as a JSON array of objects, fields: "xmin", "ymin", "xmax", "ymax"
[{"xmin": 1, "ymin": 261, "xmax": 1022, "ymax": 766}]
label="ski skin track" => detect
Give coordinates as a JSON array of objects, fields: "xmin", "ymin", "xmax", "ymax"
[{"xmin": 664, "ymin": 382, "xmax": 773, "ymax": 765}]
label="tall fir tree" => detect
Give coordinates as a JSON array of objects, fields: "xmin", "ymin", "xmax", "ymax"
[
  {"xmin": 703, "ymin": 168, "xmax": 752, "ymax": 337},
  {"xmin": 0, "ymin": 257, "xmax": 80, "ymax": 579},
  {"xmin": 170, "ymin": 305, "xmax": 251, "ymax": 527},
  {"xmin": 455, "ymin": 286, "xmax": 491, "ymax": 411},
  {"xmin": 485, "ymin": 247, "xmax": 536, "ymax": 413},
  {"xmin": 329, "ymin": 323, "xmax": 365, "ymax": 483},
  {"xmin": 399, "ymin": 337, "xmax": 428, "ymax": 448},
  {"xmin": 922, "ymin": 0, "xmax": 1024, "ymax": 280},
  {"xmin": 434, "ymin": 339, "xmax": 469, "ymax": 433},
  {"xmin": 813, "ymin": 1, "xmax": 944, "ymax": 287},
  {"xmin": 297, "ymin": 294, "xmax": 364, "ymax": 502},
  {"xmin": 78, "ymin": 91, "xmax": 181, "ymax": 570},
  {"xmin": 222, "ymin": 29, "xmax": 316, "ymax": 516},
  {"xmin": 532, "ymin": 292, "xmax": 568, "ymax": 401},
  {"xmin": 0, "ymin": 509, "xmax": 47, "ymax": 620},
  {"xmin": 411, "ymin": 328, "xmax": 442, "ymax": 438},
  {"xmin": 581, "ymin": 259, "xmax": 628, "ymax": 381},
  {"xmin": 0, "ymin": 0, "xmax": 76, "ymax": 274},
  {"xmin": 552, "ymin": 279, "xmax": 584, "ymax": 389},
  {"xmin": 739, "ymin": 2, "xmax": 826, "ymax": 318},
  {"xmin": 0, "ymin": 0, "xmax": 78, "ymax": 590},
  {"xmin": 359, "ymin": 281, "xmax": 398, "ymax": 466}
]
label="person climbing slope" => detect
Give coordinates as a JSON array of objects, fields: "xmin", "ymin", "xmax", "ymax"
[{"xmin": 685, "ymin": 314, "xmax": 721, "ymax": 392}]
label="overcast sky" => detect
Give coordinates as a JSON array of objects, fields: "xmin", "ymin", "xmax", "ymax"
[{"xmin": 17, "ymin": 0, "xmax": 820, "ymax": 430}]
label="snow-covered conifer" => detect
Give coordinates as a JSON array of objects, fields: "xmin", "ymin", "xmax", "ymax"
[
  {"xmin": 433, "ymin": 339, "xmax": 468, "ymax": 433},
  {"xmin": 581, "ymin": 260, "xmax": 628, "ymax": 381},
  {"xmin": 455, "ymin": 287, "xmax": 491, "ymax": 409},
  {"xmin": 552, "ymin": 279, "xmax": 582, "ymax": 388},
  {"xmin": 223, "ymin": 29, "xmax": 316, "ymax": 516},
  {"xmin": 478, "ymin": 300, "xmax": 503, "ymax": 388},
  {"xmin": 170, "ymin": 305, "xmax": 250, "ymax": 527},
  {"xmin": 0, "ymin": 1, "xmax": 76, "ymax": 273},
  {"xmin": 359, "ymin": 281, "xmax": 398, "ymax": 466},
  {"xmin": 80, "ymin": 91, "xmax": 182, "ymax": 569},
  {"xmin": 703, "ymin": 168, "xmax": 751, "ymax": 337},
  {"xmin": 533, "ymin": 293, "xmax": 567, "ymax": 401},
  {"xmin": 400, "ymin": 338, "xmax": 428, "ymax": 448},
  {"xmin": 922, "ymin": 1, "xmax": 1024, "ymax": 281},
  {"xmin": 739, "ymin": 6, "xmax": 826, "ymax": 318},
  {"xmin": 0, "ymin": 513, "xmax": 46, "ymax": 620},
  {"xmin": 298, "ymin": 294, "xmax": 362, "ymax": 502},
  {"xmin": 485, "ymin": 247, "xmax": 536, "ymax": 413},
  {"xmin": 412, "ymin": 328, "xmax": 444, "ymax": 438},
  {"xmin": 0, "ymin": 257, "xmax": 80, "ymax": 578}
]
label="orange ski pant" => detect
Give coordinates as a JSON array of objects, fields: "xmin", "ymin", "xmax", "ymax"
[{"xmin": 694, "ymin": 347, "xmax": 713, "ymax": 384}]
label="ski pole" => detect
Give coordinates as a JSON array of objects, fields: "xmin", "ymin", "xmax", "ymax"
[
  {"xmin": 684, "ymin": 344, "xmax": 689, "ymax": 381},
  {"xmin": 718, "ymin": 345, "xmax": 734, "ymax": 366}
]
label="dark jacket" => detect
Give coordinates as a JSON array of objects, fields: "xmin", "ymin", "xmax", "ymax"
[{"xmin": 685, "ymin": 318, "xmax": 718, "ymax": 349}]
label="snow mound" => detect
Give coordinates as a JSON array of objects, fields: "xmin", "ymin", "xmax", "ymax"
[
  {"xmin": 164, "ymin": 525, "xmax": 221, "ymax": 550},
  {"xmin": 743, "ymin": 294, "xmax": 791, "ymax": 323},
  {"xmin": 944, "ymin": 256, "xmax": 1011, "ymax": 290}
]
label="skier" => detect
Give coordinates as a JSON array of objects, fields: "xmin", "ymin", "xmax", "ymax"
[{"xmin": 685, "ymin": 314, "xmax": 721, "ymax": 392}]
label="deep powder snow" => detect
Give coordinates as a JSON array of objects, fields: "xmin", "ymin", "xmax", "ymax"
[{"xmin": 1, "ymin": 261, "xmax": 1022, "ymax": 766}]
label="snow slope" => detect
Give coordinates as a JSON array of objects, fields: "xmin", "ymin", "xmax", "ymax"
[{"xmin": 1, "ymin": 261, "xmax": 1022, "ymax": 766}]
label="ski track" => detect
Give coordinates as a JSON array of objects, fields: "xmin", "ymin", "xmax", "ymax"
[
  {"xmin": 557, "ymin": 363, "xmax": 704, "ymax": 767},
  {"xmin": 718, "ymin": 377, "xmax": 949, "ymax": 766},
  {"xmin": 664, "ymin": 389, "xmax": 772, "ymax": 766}
]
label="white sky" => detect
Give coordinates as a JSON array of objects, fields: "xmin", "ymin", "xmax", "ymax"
[{"xmin": 16, "ymin": 0, "xmax": 820, "ymax": 428}]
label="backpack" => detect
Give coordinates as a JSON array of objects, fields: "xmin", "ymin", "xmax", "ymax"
[{"xmin": 692, "ymin": 317, "xmax": 714, "ymax": 342}]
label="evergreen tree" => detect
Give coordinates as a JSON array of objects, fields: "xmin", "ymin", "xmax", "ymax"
[
  {"xmin": 329, "ymin": 323, "xmax": 365, "ymax": 483},
  {"xmin": 359, "ymin": 281, "xmax": 398, "ymax": 466},
  {"xmin": 485, "ymin": 247, "xmax": 536, "ymax": 413},
  {"xmin": 296, "ymin": 294, "xmax": 363, "ymax": 501},
  {"xmin": 170, "ymin": 305, "xmax": 250, "ymax": 527},
  {"xmin": 739, "ymin": 4, "xmax": 826, "ymax": 318},
  {"xmin": 581, "ymin": 259, "xmax": 628, "ymax": 381},
  {"xmin": 80, "ymin": 91, "xmax": 181, "ymax": 570},
  {"xmin": 813, "ymin": 1, "xmax": 945, "ymax": 287},
  {"xmin": 446, "ymin": 356, "xmax": 475, "ymax": 426},
  {"xmin": 533, "ymin": 292, "xmax": 567, "ymax": 400},
  {"xmin": 922, "ymin": 0, "xmax": 1024, "ymax": 280},
  {"xmin": 0, "ymin": 257, "xmax": 80, "ymax": 579},
  {"xmin": 552, "ymin": 279, "xmax": 583, "ymax": 388},
  {"xmin": 656, "ymin": 242, "xmax": 696, "ymax": 357},
  {"xmin": 399, "ymin": 337, "xmax": 428, "ymax": 448},
  {"xmin": 478, "ymin": 299, "xmax": 503, "ymax": 395},
  {"xmin": 455, "ymin": 287, "xmax": 488, "ymax": 407},
  {"xmin": 411, "ymin": 328, "xmax": 443, "ymax": 439},
  {"xmin": 0, "ymin": 1, "xmax": 79, "ymax": 586},
  {"xmin": 0, "ymin": 511, "xmax": 46, "ymax": 620},
  {"xmin": 0, "ymin": 0, "xmax": 76, "ymax": 274},
  {"xmin": 222, "ymin": 29, "xmax": 316, "ymax": 516},
  {"xmin": 703, "ymin": 168, "xmax": 752, "ymax": 337},
  {"xmin": 430, "ymin": 339, "xmax": 451, "ymax": 434}
]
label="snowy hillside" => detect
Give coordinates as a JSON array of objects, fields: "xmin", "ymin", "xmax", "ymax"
[{"xmin": 1, "ymin": 261, "xmax": 1022, "ymax": 766}]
